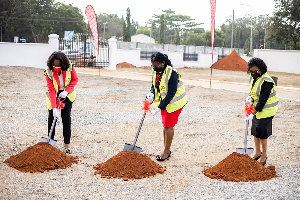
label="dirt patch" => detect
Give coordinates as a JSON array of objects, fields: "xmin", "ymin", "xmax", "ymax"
[
  {"xmin": 212, "ymin": 51, "xmax": 248, "ymax": 72},
  {"xmin": 94, "ymin": 151, "xmax": 165, "ymax": 181},
  {"xmin": 4, "ymin": 142, "xmax": 79, "ymax": 173},
  {"xmin": 203, "ymin": 152, "xmax": 277, "ymax": 182},
  {"xmin": 117, "ymin": 62, "xmax": 136, "ymax": 68}
]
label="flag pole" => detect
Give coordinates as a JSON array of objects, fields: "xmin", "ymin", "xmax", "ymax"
[{"xmin": 210, "ymin": 0, "xmax": 216, "ymax": 89}]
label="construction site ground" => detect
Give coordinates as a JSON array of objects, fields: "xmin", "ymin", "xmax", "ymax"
[{"xmin": 0, "ymin": 66, "xmax": 299, "ymax": 199}]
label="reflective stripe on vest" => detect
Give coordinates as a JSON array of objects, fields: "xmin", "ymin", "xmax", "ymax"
[
  {"xmin": 153, "ymin": 65, "xmax": 187, "ymax": 113},
  {"xmin": 250, "ymin": 73, "xmax": 279, "ymax": 119}
]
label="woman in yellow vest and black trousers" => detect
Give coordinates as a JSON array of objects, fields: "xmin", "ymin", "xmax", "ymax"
[
  {"xmin": 146, "ymin": 52, "xmax": 187, "ymax": 161},
  {"xmin": 245, "ymin": 57, "xmax": 279, "ymax": 166},
  {"xmin": 44, "ymin": 51, "xmax": 78, "ymax": 154}
]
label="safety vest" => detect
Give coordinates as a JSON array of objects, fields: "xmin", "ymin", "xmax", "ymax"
[
  {"xmin": 152, "ymin": 65, "xmax": 187, "ymax": 113},
  {"xmin": 44, "ymin": 62, "xmax": 76, "ymax": 110},
  {"xmin": 249, "ymin": 72, "xmax": 279, "ymax": 119}
]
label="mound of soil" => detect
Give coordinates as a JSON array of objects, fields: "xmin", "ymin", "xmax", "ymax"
[
  {"xmin": 203, "ymin": 152, "xmax": 277, "ymax": 182},
  {"xmin": 117, "ymin": 62, "xmax": 136, "ymax": 68},
  {"xmin": 4, "ymin": 142, "xmax": 78, "ymax": 173},
  {"xmin": 212, "ymin": 51, "xmax": 247, "ymax": 72},
  {"xmin": 94, "ymin": 151, "xmax": 165, "ymax": 180}
]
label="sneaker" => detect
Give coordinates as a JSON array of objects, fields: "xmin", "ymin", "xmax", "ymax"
[{"xmin": 65, "ymin": 149, "xmax": 72, "ymax": 154}]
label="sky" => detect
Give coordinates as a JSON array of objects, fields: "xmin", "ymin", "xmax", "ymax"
[{"xmin": 56, "ymin": 0, "xmax": 276, "ymax": 30}]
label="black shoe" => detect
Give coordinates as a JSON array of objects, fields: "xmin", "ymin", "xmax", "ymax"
[
  {"xmin": 260, "ymin": 157, "xmax": 267, "ymax": 166},
  {"xmin": 65, "ymin": 149, "xmax": 72, "ymax": 154},
  {"xmin": 253, "ymin": 153, "xmax": 262, "ymax": 161},
  {"xmin": 156, "ymin": 151, "xmax": 171, "ymax": 161}
]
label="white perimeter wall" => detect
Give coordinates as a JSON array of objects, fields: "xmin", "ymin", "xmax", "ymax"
[
  {"xmin": 254, "ymin": 49, "xmax": 300, "ymax": 74},
  {"xmin": 0, "ymin": 34, "xmax": 59, "ymax": 69},
  {"xmin": 1, "ymin": 35, "xmax": 299, "ymax": 74}
]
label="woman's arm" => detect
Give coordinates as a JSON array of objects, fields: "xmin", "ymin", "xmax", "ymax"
[
  {"xmin": 158, "ymin": 71, "xmax": 178, "ymax": 110},
  {"xmin": 65, "ymin": 67, "xmax": 79, "ymax": 93}
]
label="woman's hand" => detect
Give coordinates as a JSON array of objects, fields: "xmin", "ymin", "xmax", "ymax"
[
  {"xmin": 151, "ymin": 108, "xmax": 161, "ymax": 116},
  {"xmin": 59, "ymin": 91, "xmax": 68, "ymax": 99}
]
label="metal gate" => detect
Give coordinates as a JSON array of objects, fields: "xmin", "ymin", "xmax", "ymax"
[{"xmin": 59, "ymin": 34, "xmax": 109, "ymax": 68}]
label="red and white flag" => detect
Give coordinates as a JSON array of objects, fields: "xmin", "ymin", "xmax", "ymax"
[
  {"xmin": 85, "ymin": 5, "xmax": 99, "ymax": 55},
  {"xmin": 210, "ymin": 0, "xmax": 216, "ymax": 53}
]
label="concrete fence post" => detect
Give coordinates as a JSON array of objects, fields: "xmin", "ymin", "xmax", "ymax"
[
  {"xmin": 108, "ymin": 36, "xmax": 117, "ymax": 70},
  {"xmin": 48, "ymin": 34, "xmax": 59, "ymax": 52}
]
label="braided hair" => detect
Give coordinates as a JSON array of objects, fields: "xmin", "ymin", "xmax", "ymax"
[
  {"xmin": 247, "ymin": 57, "xmax": 267, "ymax": 74},
  {"xmin": 47, "ymin": 51, "xmax": 70, "ymax": 71},
  {"xmin": 151, "ymin": 52, "xmax": 173, "ymax": 67}
]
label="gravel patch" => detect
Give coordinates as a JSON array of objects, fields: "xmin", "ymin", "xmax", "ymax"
[{"xmin": 0, "ymin": 66, "xmax": 299, "ymax": 199}]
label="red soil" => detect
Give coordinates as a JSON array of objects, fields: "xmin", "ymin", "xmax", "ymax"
[
  {"xmin": 94, "ymin": 151, "xmax": 165, "ymax": 181},
  {"xmin": 203, "ymin": 152, "xmax": 277, "ymax": 182},
  {"xmin": 117, "ymin": 62, "xmax": 136, "ymax": 68},
  {"xmin": 212, "ymin": 51, "xmax": 248, "ymax": 72},
  {"xmin": 4, "ymin": 142, "xmax": 78, "ymax": 173}
]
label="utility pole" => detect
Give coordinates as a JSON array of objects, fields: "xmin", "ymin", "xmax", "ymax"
[
  {"xmin": 241, "ymin": 2, "xmax": 253, "ymax": 56},
  {"xmin": 264, "ymin": 27, "xmax": 266, "ymax": 49},
  {"xmin": 231, "ymin": 10, "xmax": 234, "ymax": 49},
  {"xmin": 103, "ymin": 22, "xmax": 107, "ymax": 41}
]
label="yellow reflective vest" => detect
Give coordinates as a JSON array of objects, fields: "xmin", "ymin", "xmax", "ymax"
[
  {"xmin": 250, "ymin": 72, "xmax": 279, "ymax": 119},
  {"xmin": 152, "ymin": 65, "xmax": 187, "ymax": 113},
  {"xmin": 44, "ymin": 63, "xmax": 77, "ymax": 110}
]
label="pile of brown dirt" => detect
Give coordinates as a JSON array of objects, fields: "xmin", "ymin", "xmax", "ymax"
[
  {"xmin": 203, "ymin": 152, "xmax": 277, "ymax": 182},
  {"xmin": 94, "ymin": 151, "xmax": 165, "ymax": 181},
  {"xmin": 4, "ymin": 142, "xmax": 79, "ymax": 173},
  {"xmin": 117, "ymin": 62, "xmax": 136, "ymax": 68},
  {"xmin": 212, "ymin": 51, "xmax": 248, "ymax": 72}
]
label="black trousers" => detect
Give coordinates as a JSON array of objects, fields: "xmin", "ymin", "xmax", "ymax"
[{"xmin": 48, "ymin": 97, "xmax": 73, "ymax": 144}]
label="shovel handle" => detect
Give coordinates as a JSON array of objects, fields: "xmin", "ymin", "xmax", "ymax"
[
  {"xmin": 244, "ymin": 120, "xmax": 249, "ymax": 151},
  {"xmin": 132, "ymin": 111, "xmax": 147, "ymax": 146},
  {"xmin": 47, "ymin": 103, "xmax": 61, "ymax": 141},
  {"xmin": 47, "ymin": 117, "xmax": 58, "ymax": 141}
]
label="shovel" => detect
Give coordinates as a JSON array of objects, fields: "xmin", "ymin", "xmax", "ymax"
[
  {"xmin": 40, "ymin": 116, "xmax": 58, "ymax": 147},
  {"xmin": 123, "ymin": 111, "xmax": 147, "ymax": 154},
  {"xmin": 40, "ymin": 98, "xmax": 65, "ymax": 147},
  {"xmin": 236, "ymin": 120, "xmax": 254, "ymax": 156}
]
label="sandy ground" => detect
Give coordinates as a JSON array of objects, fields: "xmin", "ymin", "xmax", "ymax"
[{"xmin": 0, "ymin": 66, "xmax": 299, "ymax": 199}]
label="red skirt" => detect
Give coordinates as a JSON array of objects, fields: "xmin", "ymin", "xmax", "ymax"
[{"xmin": 161, "ymin": 107, "xmax": 183, "ymax": 127}]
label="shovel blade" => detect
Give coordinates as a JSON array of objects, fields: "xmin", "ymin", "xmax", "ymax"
[
  {"xmin": 123, "ymin": 143, "xmax": 142, "ymax": 154},
  {"xmin": 40, "ymin": 137, "xmax": 57, "ymax": 147},
  {"xmin": 236, "ymin": 148, "xmax": 254, "ymax": 156}
]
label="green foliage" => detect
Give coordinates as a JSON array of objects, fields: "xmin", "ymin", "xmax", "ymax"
[
  {"xmin": 122, "ymin": 7, "xmax": 131, "ymax": 42},
  {"xmin": 0, "ymin": 0, "xmax": 87, "ymax": 43},
  {"xmin": 150, "ymin": 9, "xmax": 203, "ymax": 44},
  {"xmin": 97, "ymin": 13, "xmax": 123, "ymax": 40},
  {"xmin": 269, "ymin": 0, "xmax": 300, "ymax": 50},
  {"xmin": 174, "ymin": 30, "xmax": 180, "ymax": 45},
  {"xmin": 159, "ymin": 14, "xmax": 165, "ymax": 44},
  {"xmin": 136, "ymin": 26, "xmax": 151, "ymax": 36}
]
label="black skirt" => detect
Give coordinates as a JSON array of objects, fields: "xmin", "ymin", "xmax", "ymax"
[{"xmin": 251, "ymin": 115, "xmax": 274, "ymax": 139}]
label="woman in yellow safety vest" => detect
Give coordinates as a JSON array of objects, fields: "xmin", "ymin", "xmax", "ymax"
[
  {"xmin": 245, "ymin": 57, "xmax": 279, "ymax": 166},
  {"xmin": 44, "ymin": 51, "xmax": 78, "ymax": 154},
  {"xmin": 146, "ymin": 52, "xmax": 187, "ymax": 161}
]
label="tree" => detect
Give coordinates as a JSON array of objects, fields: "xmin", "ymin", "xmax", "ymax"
[
  {"xmin": 136, "ymin": 26, "xmax": 151, "ymax": 36},
  {"xmin": 174, "ymin": 29, "xmax": 180, "ymax": 45},
  {"xmin": 159, "ymin": 14, "xmax": 165, "ymax": 44},
  {"xmin": 97, "ymin": 13, "xmax": 123, "ymax": 40},
  {"xmin": 148, "ymin": 9, "xmax": 203, "ymax": 45},
  {"xmin": 0, "ymin": 0, "xmax": 87, "ymax": 43},
  {"xmin": 269, "ymin": 0, "xmax": 300, "ymax": 50},
  {"xmin": 122, "ymin": 7, "xmax": 131, "ymax": 42}
]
